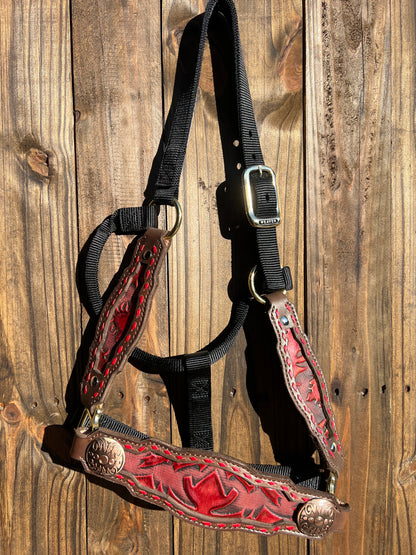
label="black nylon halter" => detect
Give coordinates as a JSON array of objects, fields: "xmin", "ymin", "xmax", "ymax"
[{"xmin": 80, "ymin": 0, "xmax": 292, "ymax": 454}]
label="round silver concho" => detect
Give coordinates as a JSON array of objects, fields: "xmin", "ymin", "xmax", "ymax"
[
  {"xmin": 296, "ymin": 498, "xmax": 335, "ymax": 537},
  {"xmin": 85, "ymin": 437, "xmax": 125, "ymax": 476}
]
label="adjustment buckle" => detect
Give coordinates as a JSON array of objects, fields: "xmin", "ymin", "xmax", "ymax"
[
  {"xmin": 243, "ymin": 165, "xmax": 281, "ymax": 228},
  {"xmin": 78, "ymin": 404, "xmax": 103, "ymax": 431}
]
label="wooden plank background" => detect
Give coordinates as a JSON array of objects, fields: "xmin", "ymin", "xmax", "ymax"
[{"xmin": 0, "ymin": 0, "xmax": 414, "ymax": 553}]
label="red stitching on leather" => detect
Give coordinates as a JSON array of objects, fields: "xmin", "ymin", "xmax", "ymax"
[
  {"xmin": 259, "ymin": 528, "xmax": 267, "ymax": 533},
  {"xmin": 104, "ymin": 368, "xmax": 109, "ymax": 377},
  {"xmin": 138, "ymin": 446, "xmax": 146, "ymax": 452},
  {"xmin": 83, "ymin": 386, "xmax": 88, "ymax": 394},
  {"xmin": 117, "ymin": 346, "xmax": 123, "ymax": 354},
  {"xmin": 125, "ymin": 445, "xmax": 132, "ymax": 450},
  {"xmin": 273, "ymin": 526, "xmax": 281, "ymax": 531},
  {"xmin": 99, "ymin": 381, "xmax": 104, "ymax": 389},
  {"xmin": 93, "ymin": 392, "xmax": 99, "ymax": 398},
  {"xmin": 165, "ymin": 450, "xmax": 171, "ymax": 455},
  {"xmin": 218, "ymin": 523, "xmax": 226, "ymax": 528},
  {"xmin": 152, "ymin": 246, "xmax": 157, "ymax": 254},
  {"xmin": 165, "ymin": 501, "xmax": 173, "ymax": 507},
  {"xmin": 287, "ymin": 526, "xmax": 295, "ymax": 531},
  {"xmin": 203, "ymin": 522, "xmax": 212, "ymax": 526},
  {"xmin": 111, "ymin": 358, "xmax": 117, "ymax": 366},
  {"xmin": 204, "ymin": 459, "xmax": 213, "ymax": 463},
  {"xmin": 125, "ymin": 334, "xmax": 131, "ymax": 342},
  {"xmin": 152, "ymin": 445, "xmax": 158, "ymax": 450},
  {"xmin": 190, "ymin": 456, "xmax": 197, "ymax": 461},
  {"xmin": 232, "ymin": 523, "xmax": 241, "ymax": 528}
]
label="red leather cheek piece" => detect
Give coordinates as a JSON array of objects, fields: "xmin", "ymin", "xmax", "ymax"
[
  {"xmin": 267, "ymin": 293, "xmax": 343, "ymax": 472},
  {"xmin": 96, "ymin": 263, "xmax": 146, "ymax": 374},
  {"xmin": 285, "ymin": 330, "xmax": 329, "ymax": 438},
  {"xmin": 80, "ymin": 229, "xmax": 169, "ymax": 410}
]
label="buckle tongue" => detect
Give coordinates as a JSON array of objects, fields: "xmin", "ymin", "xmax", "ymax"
[{"xmin": 243, "ymin": 165, "xmax": 281, "ymax": 228}]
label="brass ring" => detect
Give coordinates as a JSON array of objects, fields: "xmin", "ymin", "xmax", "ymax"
[
  {"xmin": 150, "ymin": 199, "xmax": 183, "ymax": 240},
  {"xmin": 248, "ymin": 265, "xmax": 266, "ymax": 305}
]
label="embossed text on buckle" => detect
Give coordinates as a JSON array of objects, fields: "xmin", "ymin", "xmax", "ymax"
[{"xmin": 243, "ymin": 165, "xmax": 281, "ymax": 228}]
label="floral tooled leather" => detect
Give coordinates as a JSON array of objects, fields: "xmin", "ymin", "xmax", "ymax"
[
  {"xmin": 72, "ymin": 430, "xmax": 348, "ymax": 537},
  {"xmin": 80, "ymin": 228, "xmax": 170, "ymax": 411},
  {"xmin": 266, "ymin": 291, "xmax": 343, "ymax": 475}
]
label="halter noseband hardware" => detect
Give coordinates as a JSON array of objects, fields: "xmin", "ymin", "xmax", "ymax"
[{"xmin": 69, "ymin": 0, "xmax": 349, "ymax": 538}]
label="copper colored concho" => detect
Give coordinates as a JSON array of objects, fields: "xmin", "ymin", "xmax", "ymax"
[
  {"xmin": 296, "ymin": 498, "xmax": 335, "ymax": 537},
  {"xmin": 85, "ymin": 437, "xmax": 125, "ymax": 476}
]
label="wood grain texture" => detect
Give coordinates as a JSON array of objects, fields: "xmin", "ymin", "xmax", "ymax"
[
  {"xmin": 305, "ymin": 0, "xmax": 399, "ymax": 553},
  {"xmin": 1, "ymin": 0, "xmax": 416, "ymax": 553},
  {"xmin": 391, "ymin": 0, "xmax": 416, "ymax": 552},
  {"xmin": 71, "ymin": 0, "xmax": 171, "ymax": 553},
  {"xmin": 0, "ymin": 0, "xmax": 83, "ymax": 553}
]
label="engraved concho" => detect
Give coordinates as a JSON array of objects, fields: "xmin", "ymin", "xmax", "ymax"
[
  {"xmin": 85, "ymin": 437, "xmax": 125, "ymax": 476},
  {"xmin": 297, "ymin": 498, "xmax": 335, "ymax": 537}
]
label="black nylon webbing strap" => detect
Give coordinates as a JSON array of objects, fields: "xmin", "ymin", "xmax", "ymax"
[
  {"xmin": 145, "ymin": 0, "xmax": 263, "ymax": 204},
  {"xmin": 144, "ymin": 0, "xmax": 290, "ymax": 293},
  {"xmin": 184, "ymin": 351, "xmax": 213, "ymax": 450},
  {"xmin": 82, "ymin": 206, "xmax": 158, "ymax": 317}
]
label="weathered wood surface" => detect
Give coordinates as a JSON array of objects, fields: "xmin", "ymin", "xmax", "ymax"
[{"xmin": 0, "ymin": 0, "xmax": 414, "ymax": 554}]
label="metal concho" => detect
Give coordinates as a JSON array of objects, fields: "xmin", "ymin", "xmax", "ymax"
[
  {"xmin": 85, "ymin": 437, "xmax": 125, "ymax": 476},
  {"xmin": 296, "ymin": 498, "xmax": 335, "ymax": 537}
]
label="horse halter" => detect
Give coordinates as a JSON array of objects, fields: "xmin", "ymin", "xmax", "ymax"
[{"xmin": 70, "ymin": 0, "xmax": 349, "ymax": 538}]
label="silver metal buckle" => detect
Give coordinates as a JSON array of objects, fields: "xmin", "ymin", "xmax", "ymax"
[{"xmin": 243, "ymin": 165, "xmax": 281, "ymax": 228}]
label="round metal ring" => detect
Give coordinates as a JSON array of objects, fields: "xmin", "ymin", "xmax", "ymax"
[
  {"xmin": 248, "ymin": 266, "xmax": 266, "ymax": 305},
  {"xmin": 150, "ymin": 199, "xmax": 183, "ymax": 240}
]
